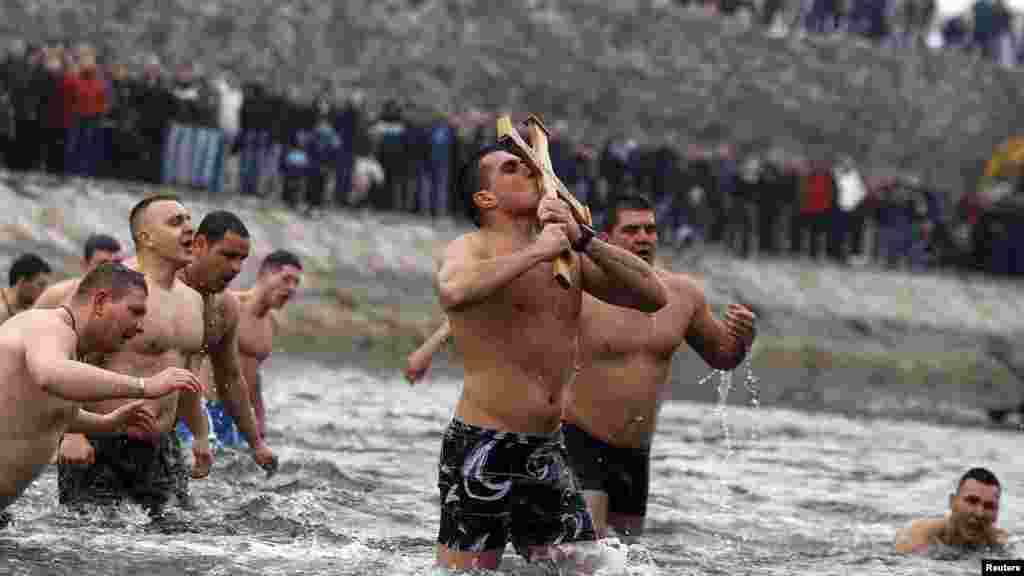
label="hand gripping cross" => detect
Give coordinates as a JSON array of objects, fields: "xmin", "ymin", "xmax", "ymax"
[{"xmin": 495, "ymin": 114, "xmax": 593, "ymax": 289}]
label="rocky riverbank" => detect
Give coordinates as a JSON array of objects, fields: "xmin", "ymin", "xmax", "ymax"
[{"xmin": 1, "ymin": 169, "xmax": 1022, "ymax": 427}]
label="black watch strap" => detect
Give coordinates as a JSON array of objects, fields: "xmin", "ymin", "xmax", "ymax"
[{"xmin": 571, "ymin": 223, "xmax": 596, "ymax": 252}]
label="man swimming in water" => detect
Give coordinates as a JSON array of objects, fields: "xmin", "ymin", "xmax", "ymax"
[
  {"xmin": 0, "ymin": 262, "xmax": 201, "ymax": 525},
  {"xmin": 432, "ymin": 142, "xmax": 667, "ymax": 571},
  {"xmin": 895, "ymin": 467, "xmax": 1008, "ymax": 553}
]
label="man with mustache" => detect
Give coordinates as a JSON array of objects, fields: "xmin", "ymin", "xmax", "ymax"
[
  {"xmin": 0, "ymin": 262, "xmax": 202, "ymax": 529},
  {"xmin": 896, "ymin": 467, "xmax": 1008, "ymax": 553},
  {"xmin": 58, "ymin": 199, "xmax": 275, "ymax": 516}
]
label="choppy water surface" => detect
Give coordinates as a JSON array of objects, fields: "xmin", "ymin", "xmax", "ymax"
[{"xmin": 2, "ymin": 358, "xmax": 1021, "ymax": 575}]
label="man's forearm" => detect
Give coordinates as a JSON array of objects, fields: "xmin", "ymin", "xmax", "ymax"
[
  {"xmin": 689, "ymin": 308, "xmax": 749, "ymax": 371},
  {"xmin": 250, "ymin": 370, "xmax": 266, "ymax": 438},
  {"xmin": 416, "ymin": 319, "xmax": 451, "ymax": 360},
  {"xmin": 583, "ymin": 239, "xmax": 667, "ymax": 312},
  {"xmin": 712, "ymin": 334, "xmax": 748, "ymax": 371},
  {"xmin": 178, "ymin": 390, "xmax": 209, "ymax": 443},
  {"xmin": 32, "ymin": 359, "xmax": 144, "ymax": 402},
  {"xmin": 65, "ymin": 409, "xmax": 113, "ymax": 435},
  {"xmin": 217, "ymin": 372, "xmax": 264, "ymax": 449},
  {"xmin": 439, "ymin": 249, "xmax": 546, "ymax": 311}
]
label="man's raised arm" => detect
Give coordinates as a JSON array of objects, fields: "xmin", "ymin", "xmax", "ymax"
[
  {"xmin": 681, "ymin": 277, "xmax": 757, "ymax": 371},
  {"xmin": 578, "ymin": 238, "xmax": 667, "ymax": 313},
  {"xmin": 437, "ymin": 231, "xmax": 566, "ymax": 312},
  {"xmin": 536, "ymin": 195, "xmax": 666, "ymax": 313}
]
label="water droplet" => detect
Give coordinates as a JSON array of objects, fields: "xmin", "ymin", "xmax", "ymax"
[{"xmin": 699, "ymin": 357, "xmax": 763, "ymax": 513}]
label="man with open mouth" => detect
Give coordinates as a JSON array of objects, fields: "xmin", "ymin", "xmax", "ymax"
[
  {"xmin": 896, "ymin": 467, "xmax": 1008, "ymax": 553},
  {"xmin": 56, "ymin": 197, "xmax": 275, "ymax": 517}
]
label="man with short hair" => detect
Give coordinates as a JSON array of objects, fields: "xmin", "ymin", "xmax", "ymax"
[
  {"xmin": 170, "ymin": 211, "xmax": 279, "ymax": 476},
  {"xmin": 895, "ymin": 467, "xmax": 1009, "ymax": 553},
  {"xmin": 432, "ymin": 142, "xmax": 668, "ymax": 571},
  {"xmin": 187, "ymin": 250, "xmax": 303, "ymax": 445},
  {"xmin": 562, "ymin": 194, "xmax": 756, "ymax": 538},
  {"xmin": 230, "ymin": 250, "xmax": 302, "ymax": 439},
  {"xmin": 409, "ymin": 195, "xmax": 758, "ymax": 540},
  {"xmin": 0, "ymin": 253, "xmax": 52, "ymax": 323},
  {"xmin": 34, "ymin": 234, "xmax": 124, "ymax": 309},
  {"xmin": 0, "ymin": 262, "xmax": 201, "ymax": 526},
  {"xmin": 57, "ymin": 197, "xmax": 274, "ymax": 517}
]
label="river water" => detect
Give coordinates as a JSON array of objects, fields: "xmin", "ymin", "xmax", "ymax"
[{"xmin": 1, "ymin": 357, "xmax": 1021, "ymax": 576}]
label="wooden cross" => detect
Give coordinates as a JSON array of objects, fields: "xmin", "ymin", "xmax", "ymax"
[{"xmin": 495, "ymin": 114, "xmax": 592, "ymax": 288}]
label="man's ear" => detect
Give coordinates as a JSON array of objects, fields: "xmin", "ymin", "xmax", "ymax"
[
  {"xmin": 949, "ymin": 493, "xmax": 957, "ymax": 511},
  {"xmin": 192, "ymin": 234, "xmax": 209, "ymax": 253},
  {"xmin": 472, "ymin": 189, "xmax": 497, "ymax": 211},
  {"xmin": 92, "ymin": 289, "xmax": 110, "ymax": 317}
]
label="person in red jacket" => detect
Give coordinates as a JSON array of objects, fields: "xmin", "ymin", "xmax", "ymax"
[
  {"xmin": 792, "ymin": 159, "xmax": 835, "ymax": 259},
  {"xmin": 65, "ymin": 49, "xmax": 107, "ymax": 178}
]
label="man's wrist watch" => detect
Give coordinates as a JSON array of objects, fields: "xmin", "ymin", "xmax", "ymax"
[{"xmin": 571, "ymin": 223, "xmax": 596, "ymax": 252}]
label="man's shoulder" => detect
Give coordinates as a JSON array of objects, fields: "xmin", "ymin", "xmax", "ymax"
[
  {"xmin": 452, "ymin": 230, "xmax": 483, "ymax": 247},
  {"xmin": 444, "ymin": 231, "xmax": 488, "ymax": 260},
  {"xmin": 218, "ymin": 290, "xmax": 242, "ymax": 322},
  {"xmin": 908, "ymin": 517, "xmax": 947, "ymax": 537},
  {"xmin": 9, "ymin": 307, "xmax": 59, "ymax": 330},
  {"xmin": 35, "ymin": 278, "xmax": 80, "ymax": 308},
  {"xmin": 659, "ymin": 269, "xmax": 703, "ymax": 297},
  {"xmin": 895, "ymin": 517, "xmax": 946, "ymax": 552},
  {"xmin": 49, "ymin": 278, "xmax": 79, "ymax": 291}
]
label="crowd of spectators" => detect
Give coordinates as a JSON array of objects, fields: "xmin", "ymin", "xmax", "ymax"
[
  {"xmin": 1, "ymin": 39, "xmax": 1021, "ymax": 276},
  {"xmin": 693, "ymin": 0, "xmax": 1024, "ymax": 68}
]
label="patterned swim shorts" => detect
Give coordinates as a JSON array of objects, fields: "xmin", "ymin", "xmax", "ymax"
[{"xmin": 436, "ymin": 419, "xmax": 596, "ymax": 557}]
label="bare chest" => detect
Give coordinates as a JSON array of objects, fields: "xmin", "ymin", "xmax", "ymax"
[
  {"xmin": 490, "ymin": 265, "xmax": 581, "ymax": 325},
  {"xmin": 238, "ymin": 315, "xmax": 273, "ymax": 361},
  {"xmin": 131, "ymin": 289, "xmax": 205, "ymax": 357}
]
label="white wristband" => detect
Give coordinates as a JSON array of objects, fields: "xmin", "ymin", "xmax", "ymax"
[{"xmin": 136, "ymin": 377, "xmax": 146, "ymax": 398}]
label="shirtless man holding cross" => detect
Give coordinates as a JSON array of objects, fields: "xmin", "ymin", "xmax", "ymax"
[
  {"xmin": 409, "ymin": 194, "xmax": 758, "ymax": 541},
  {"xmin": 432, "ymin": 140, "xmax": 667, "ymax": 571}
]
